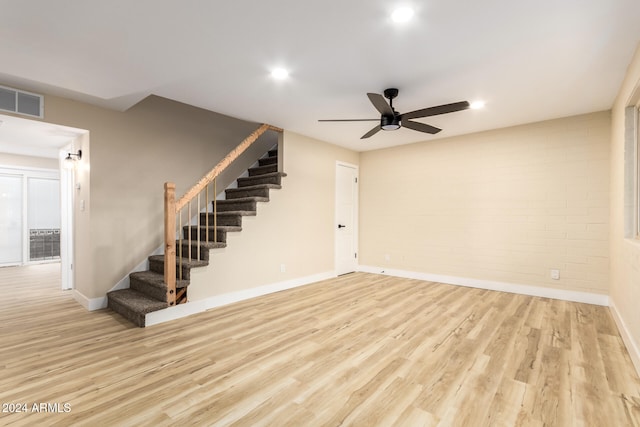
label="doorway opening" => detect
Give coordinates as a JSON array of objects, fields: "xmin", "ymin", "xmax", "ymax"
[{"xmin": 0, "ymin": 113, "xmax": 87, "ymax": 290}]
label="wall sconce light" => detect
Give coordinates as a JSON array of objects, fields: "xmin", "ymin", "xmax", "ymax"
[{"xmin": 63, "ymin": 150, "xmax": 82, "ymax": 170}]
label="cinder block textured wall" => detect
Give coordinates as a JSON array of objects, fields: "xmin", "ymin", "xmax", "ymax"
[{"xmin": 360, "ymin": 111, "xmax": 610, "ymax": 294}]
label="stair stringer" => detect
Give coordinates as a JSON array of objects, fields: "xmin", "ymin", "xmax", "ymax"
[
  {"xmin": 107, "ymin": 135, "xmax": 277, "ymax": 296},
  {"xmin": 107, "ymin": 144, "xmax": 283, "ymax": 327},
  {"xmin": 144, "ymin": 184, "xmax": 290, "ymax": 326}
]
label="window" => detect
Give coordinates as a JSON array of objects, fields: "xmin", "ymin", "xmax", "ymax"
[
  {"xmin": 637, "ymin": 105, "xmax": 640, "ymax": 238},
  {"xmin": 0, "ymin": 168, "xmax": 60, "ymax": 266},
  {"xmin": 623, "ymin": 104, "xmax": 640, "ymax": 239}
]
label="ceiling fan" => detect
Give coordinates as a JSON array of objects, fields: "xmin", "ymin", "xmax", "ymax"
[{"xmin": 319, "ymin": 88, "xmax": 470, "ymax": 139}]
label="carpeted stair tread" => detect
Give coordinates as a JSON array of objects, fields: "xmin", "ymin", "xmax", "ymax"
[
  {"xmin": 225, "ymin": 184, "xmax": 280, "ymax": 200},
  {"xmin": 148, "ymin": 255, "xmax": 209, "ymax": 268},
  {"xmin": 248, "ymin": 164, "xmax": 278, "ymax": 176},
  {"xmin": 182, "ymin": 226, "xmax": 242, "ymax": 244},
  {"xmin": 130, "ymin": 270, "xmax": 189, "ymax": 289},
  {"xmin": 108, "ymin": 289, "xmax": 167, "ymax": 327},
  {"xmin": 237, "ymin": 172, "xmax": 287, "ymax": 188},
  {"xmin": 227, "ymin": 183, "xmax": 281, "ymax": 191},
  {"xmin": 214, "ymin": 210, "xmax": 257, "ymax": 216},
  {"xmin": 259, "ymin": 156, "xmax": 278, "ymax": 166},
  {"xmin": 178, "ymin": 240, "xmax": 227, "ymax": 250},
  {"xmin": 212, "ymin": 198, "xmax": 261, "ymax": 213},
  {"xmin": 216, "ymin": 196, "xmax": 269, "ymax": 204},
  {"xmin": 129, "ymin": 270, "xmax": 188, "ymax": 303},
  {"xmin": 183, "ymin": 225, "xmax": 242, "ymax": 232}
]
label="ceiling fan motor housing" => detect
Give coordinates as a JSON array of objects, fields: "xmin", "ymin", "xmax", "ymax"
[{"xmin": 381, "ymin": 113, "xmax": 401, "ymax": 131}]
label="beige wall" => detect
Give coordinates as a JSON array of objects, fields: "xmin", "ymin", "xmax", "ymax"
[
  {"xmin": 360, "ymin": 111, "xmax": 611, "ymax": 294},
  {"xmin": 0, "ymin": 152, "xmax": 58, "ymax": 169},
  {"xmin": 188, "ymin": 131, "xmax": 359, "ymax": 300},
  {"xmin": 26, "ymin": 93, "xmax": 267, "ymax": 299},
  {"xmin": 610, "ymin": 44, "xmax": 640, "ymax": 356}
]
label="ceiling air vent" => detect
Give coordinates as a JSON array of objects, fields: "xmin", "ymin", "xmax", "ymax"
[{"xmin": 0, "ymin": 85, "xmax": 44, "ymax": 118}]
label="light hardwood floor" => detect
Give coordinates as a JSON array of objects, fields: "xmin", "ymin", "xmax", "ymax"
[{"xmin": 1, "ymin": 264, "xmax": 639, "ymax": 426}]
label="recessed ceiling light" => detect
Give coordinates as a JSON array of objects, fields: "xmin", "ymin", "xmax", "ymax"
[
  {"xmin": 470, "ymin": 101, "xmax": 486, "ymax": 109},
  {"xmin": 271, "ymin": 68, "xmax": 289, "ymax": 80},
  {"xmin": 391, "ymin": 7, "xmax": 414, "ymax": 23}
]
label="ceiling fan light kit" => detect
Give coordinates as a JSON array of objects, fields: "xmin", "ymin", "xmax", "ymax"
[
  {"xmin": 381, "ymin": 115, "xmax": 401, "ymax": 131},
  {"xmin": 319, "ymin": 88, "xmax": 470, "ymax": 139}
]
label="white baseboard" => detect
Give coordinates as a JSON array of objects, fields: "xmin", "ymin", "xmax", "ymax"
[
  {"xmin": 609, "ymin": 300, "xmax": 640, "ymax": 376},
  {"xmin": 357, "ymin": 265, "xmax": 609, "ymax": 306},
  {"xmin": 145, "ymin": 271, "xmax": 336, "ymax": 327},
  {"xmin": 73, "ymin": 289, "xmax": 107, "ymax": 311}
]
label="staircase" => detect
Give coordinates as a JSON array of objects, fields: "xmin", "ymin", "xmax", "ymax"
[{"xmin": 107, "ymin": 149, "xmax": 286, "ymax": 327}]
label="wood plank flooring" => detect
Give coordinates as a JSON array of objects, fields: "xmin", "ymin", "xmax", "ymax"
[{"xmin": 1, "ymin": 264, "xmax": 639, "ymax": 426}]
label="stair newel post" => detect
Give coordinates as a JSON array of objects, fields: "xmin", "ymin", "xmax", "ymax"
[
  {"xmin": 188, "ymin": 201, "xmax": 192, "ymax": 262},
  {"xmin": 214, "ymin": 178, "xmax": 217, "ymax": 243},
  {"xmin": 164, "ymin": 182, "xmax": 177, "ymax": 306},
  {"xmin": 206, "ymin": 184, "xmax": 209, "ymax": 242},
  {"xmin": 197, "ymin": 193, "xmax": 201, "ymax": 261},
  {"xmin": 178, "ymin": 210, "xmax": 183, "ymax": 280}
]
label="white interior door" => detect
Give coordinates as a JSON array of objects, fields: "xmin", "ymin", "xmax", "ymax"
[{"xmin": 335, "ymin": 162, "xmax": 358, "ymax": 276}]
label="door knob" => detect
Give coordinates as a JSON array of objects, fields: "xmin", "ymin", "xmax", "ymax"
[{"xmin": 338, "ymin": 224, "xmax": 346, "ymax": 228}]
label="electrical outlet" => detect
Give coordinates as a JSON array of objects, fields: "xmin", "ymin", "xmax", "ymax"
[
  {"xmin": 550, "ymin": 269, "xmax": 560, "ymax": 280},
  {"xmin": 384, "ymin": 254, "xmax": 390, "ymax": 262},
  {"xmin": 280, "ymin": 264, "xmax": 286, "ymax": 273}
]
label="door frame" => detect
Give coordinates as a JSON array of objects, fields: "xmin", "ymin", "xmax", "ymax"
[
  {"xmin": 334, "ymin": 161, "xmax": 359, "ymax": 276},
  {"xmin": 59, "ymin": 146, "xmax": 74, "ymax": 290}
]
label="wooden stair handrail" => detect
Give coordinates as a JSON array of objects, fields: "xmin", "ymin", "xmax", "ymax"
[
  {"xmin": 164, "ymin": 123, "xmax": 282, "ymax": 306},
  {"xmin": 175, "ymin": 123, "xmax": 282, "ymax": 211}
]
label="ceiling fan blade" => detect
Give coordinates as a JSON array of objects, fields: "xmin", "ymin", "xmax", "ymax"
[
  {"xmin": 361, "ymin": 125, "xmax": 382, "ymax": 139},
  {"xmin": 402, "ymin": 120, "xmax": 442, "ymax": 134},
  {"xmin": 401, "ymin": 101, "xmax": 470, "ymax": 120},
  {"xmin": 318, "ymin": 119, "xmax": 379, "ymax": 122},
  {"xmin": 367, "ymin": 93, "xmax": 394, "ymax": 116}
]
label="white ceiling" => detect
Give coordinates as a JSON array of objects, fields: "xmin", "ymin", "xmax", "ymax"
[
  {"xmin": 0, "ymin": 0, "xmax": 639, "ymax": 152},
  {"xmin": 0, "ymin": 114, "xmax": 86, "ymax": 159}
]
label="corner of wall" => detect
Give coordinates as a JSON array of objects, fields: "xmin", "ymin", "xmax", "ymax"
[
  {"xmin": 73, "ymin": 289, "xmax": 107, "ymax": 311},
  {"xmin": 609, "ymin": 300, "xmax": 640, "ymax": 376}
]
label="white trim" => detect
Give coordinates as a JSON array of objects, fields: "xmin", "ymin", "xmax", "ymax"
[
  {"xmin": 146, "ymin": 270, "xmax": 335, "ymax": 327},
  {"xmin": 357, "ymin": 265, "xmax": 609, "ymax": 306},
  {"xmin": 73, "ymin": 289, "xmax": 107, "ymax": 311},
  {"xmin": 609, "ymin": 300, "xmax": 640, "ymax": 376}
]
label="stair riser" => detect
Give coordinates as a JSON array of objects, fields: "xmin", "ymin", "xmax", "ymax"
[
  {"xmin": 248, "ymin": 164, "xmax": 278, "ymax": 176},
  {"xmin": 149, "ymin": 258, "xmax": 192, "ymax": 280},
  {"xmin": 238, "ymin": 175, "xmax": 282, "ymax": 188},
  {"xmin": 199, "ymin": 213, "xmax": 242, "ymax": 227},
  {"xmin": 177, "ymin": 243, "xmax": 210, "ymax": 261},
  {"xmin": 130, "ymin": 276, "xmax": 168, "ymax": 302},
  {"xmin": 259, "ymin": 156, "xmax": 277, "ymax": 166},
  {"xmin": 225, "ymin": 187, "xmax": 270, "ymax": 199},
  {"xmin": 183, "ymin": 227, "xmax": 228, "ymax": 243},
  {"xmin": 268, "ymin": 149, "xmax": 278, "ymax": 157},
  {"xmin": 108, "ymin": 296, "xmax": 146, "ymax": 327},
  {"xmin": 214, "ymin": 200, "xmax": 257, "ymax": 212}
]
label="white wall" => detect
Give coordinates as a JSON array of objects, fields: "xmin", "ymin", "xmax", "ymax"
[
  {"xmin": 15, "ymin": 93, "xmax": 265, "ymax": 299},
  {"xmin": 609, "ymin": 43, "xmax": 640, "ymax": 371}
]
